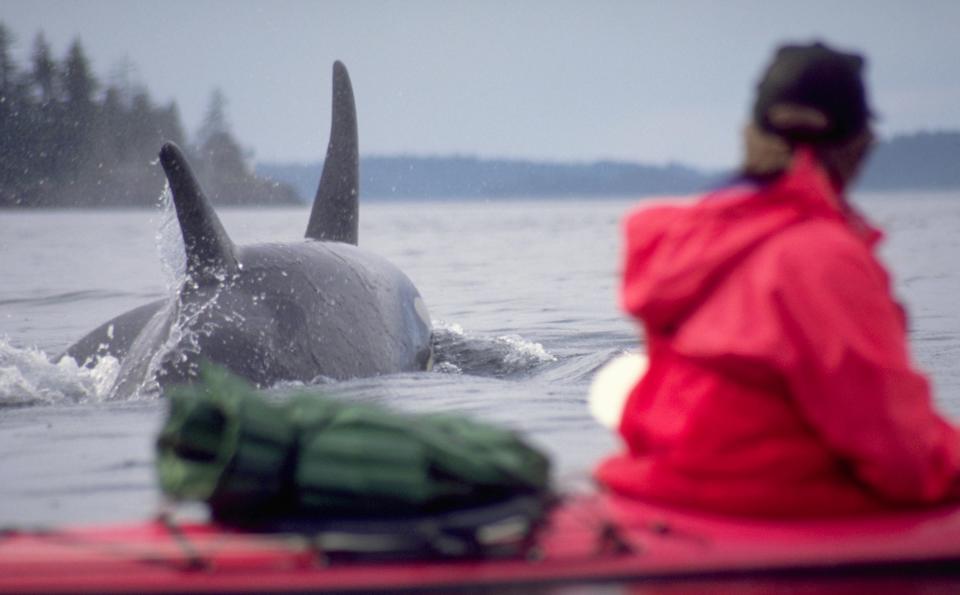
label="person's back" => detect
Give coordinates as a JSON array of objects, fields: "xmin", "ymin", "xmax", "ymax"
[{"xmin": 594, "ymin": 42, "xmax": 960, "ymax": 517}]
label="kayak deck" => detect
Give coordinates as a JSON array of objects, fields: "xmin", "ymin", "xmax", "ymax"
[{"xmin": 4, "ymin": 493, "xmax": 960, "ymax": 593}]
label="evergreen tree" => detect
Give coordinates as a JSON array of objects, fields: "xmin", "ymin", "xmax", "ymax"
[
  {"xmin": 0, "ymin": 23, "xmax": 15, "ymax": 97},
  {"xmin": 128, "ymin": 89, "xmax": 156, "ymax": 159},
  {"xmin": 21, "ymin": 32, "xmax": 62, "ymax": 198},
  {"xmin": 0, "ymin": 23, "xmax": 27, "ymax": 205},
  {"xmin": 98, "ymin": 85, "xmax": 125, "ymax": 161},
  {"xmin": 31, "ymin": 33, "xmax": 56, "ymax": 104},
  {"xmin": 193, "ymin": 88, "xmax": 298, "ymax": 205},
  {"xmin": 56, "ymin": 38, "xmax": 98, "ymax": 196},
  {"xmin": 198, "ymin": 88, "xmax": 249, "ymax": 183},
  {"xmin": 62, "ymin": 39, "xmax": 96, "ymax": 108},
  {"xmin": 108, "ymin": 55, "xmax": 137, "ymax": 105},
  {"xmin": 197, "ymin": 87, "xmax": 230, "ymax": 146},
  {"xmin": 158, "ymin": 101, "xmax": 187, "ymax": 147}
]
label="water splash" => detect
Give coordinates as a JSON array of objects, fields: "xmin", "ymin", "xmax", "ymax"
[
  {"xmin": 107, "ymin": 273, "xmax": 231, "ymax": 401},
  {"xmin": 431, "ymin": 320, "xmax": 557, "ymax": 378},
  {"xmin": 102, "ymin": 185, "xmax": 220, "ymax": 401},
  {"xmin": 0, "ymin": 338, "xmax": 119, "ymax": 407},
  {"xmin": 154, "ymin": 183, "xmax": 186, "ymax": 291}
]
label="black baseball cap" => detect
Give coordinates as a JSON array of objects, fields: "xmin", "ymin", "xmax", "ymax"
[{"xmin": 753, "ymin": 42, "xmax": 872, "ymax": 143}]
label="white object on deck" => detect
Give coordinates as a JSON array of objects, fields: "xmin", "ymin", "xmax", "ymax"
[{"xmin": 588, "ymin": 351, "xmax": 648, "ymax": 430}]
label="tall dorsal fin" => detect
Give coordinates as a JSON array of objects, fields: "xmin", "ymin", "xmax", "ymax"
[
  {"xmin": 159, "ymin": 142, "xmax": 239, "ymax": 284},
  {"xmin": 305, "ymin": 61, "xmax": 359, "ymax": 245}
]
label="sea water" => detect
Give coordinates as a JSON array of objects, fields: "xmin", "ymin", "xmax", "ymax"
[{"xmin": 0, "ymin": 193, "xmax": 958, "ymax": 526}]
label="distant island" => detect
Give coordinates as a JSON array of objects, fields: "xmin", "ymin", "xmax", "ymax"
[
  {"xmin": 257, "ymin": 157, "xmax": 717, "ymax": 202},
  {"xmin": 857, "ymin": 131, "xmax": 960, "ymax": 191},
  {"xmin": 2, "ymin": 22, "xmax": 959, "ymax": 208},
  {"xmin": 257, "ymin": 131, "xmax": 960, "ymax": 203}
]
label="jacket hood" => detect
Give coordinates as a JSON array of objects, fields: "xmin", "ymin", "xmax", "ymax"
[{"xmin": 621, "ymin": 149, "xmax": 868, "ymax": 334}]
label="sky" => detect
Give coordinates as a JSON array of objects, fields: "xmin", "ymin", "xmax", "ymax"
[{"xmin": 2, "ymin": 0, "xmax": 959, "ymax": 169}]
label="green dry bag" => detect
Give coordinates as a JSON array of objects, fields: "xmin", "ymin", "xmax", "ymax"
[{"xmin": 156, "ymin": 365, "xmax": 551, "ymax": 522}]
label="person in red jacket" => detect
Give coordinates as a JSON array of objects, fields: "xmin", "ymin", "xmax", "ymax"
[{"xmin": 594, "ymin": 42, "xmax": 960, "ymax": 517}]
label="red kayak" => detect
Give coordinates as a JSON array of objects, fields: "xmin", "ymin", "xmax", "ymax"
[{"xmin": 4, "ymin": 492, "xmax": 960, "ymax": 593}]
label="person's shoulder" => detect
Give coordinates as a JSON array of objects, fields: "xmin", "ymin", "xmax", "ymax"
[
  {"xmin": 623, "ymin": 184, "xmax": 752, "ymax": 233},
  {"xmin": 623, "ymin": 196, "xmax": 697, "ymax": 238},
  {"xmin": 775, "ymin": 217, "xmax": 866, "ymax": 256},
  {"xmin": 625, "ymin": 195, "xmax": 698, "ymax": 218},
  {"xmin": 763, "ymin": 218, "xmax": 879, "ymax": 285}
]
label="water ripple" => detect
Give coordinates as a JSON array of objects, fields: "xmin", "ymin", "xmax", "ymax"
[{"xmin": 0, "ymin": 289, "xmax": 158, "ymax": 308}]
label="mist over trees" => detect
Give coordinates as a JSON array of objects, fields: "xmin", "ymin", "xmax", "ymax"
[
  {"xmin": 191, "ymin": 88, "xmax": 299, "ymax": 206},
  {"xmin": 0, "ymin": 23, "xmax": 298, "ymax": 207}
]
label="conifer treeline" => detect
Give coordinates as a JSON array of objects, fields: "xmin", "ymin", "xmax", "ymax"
[{"xmin": 0, "ymin": 23, "xmax": 298, "ymax": 207}]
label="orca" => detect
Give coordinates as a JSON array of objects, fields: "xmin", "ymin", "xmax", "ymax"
[{"xmin": 62, "ymin": 62, "xmax": 433, "ymax": 397}]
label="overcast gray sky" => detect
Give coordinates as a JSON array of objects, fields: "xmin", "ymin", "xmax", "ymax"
[{"xmin": 2, "ymin": 0, "xmax": 958, "ymax": 169}]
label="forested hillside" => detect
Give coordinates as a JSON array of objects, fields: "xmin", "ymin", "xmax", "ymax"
[{"xmin": 0, "ymin": 23, "xmax": 298, "ymax": 207}]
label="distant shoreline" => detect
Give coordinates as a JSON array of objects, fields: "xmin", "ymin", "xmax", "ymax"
[
  {"xmin": 4, "ymin": 132, "xmax": 958, "ymax": 208},
  {"xmin": 4, "ymin": 189, "xmax": 956, "ymax": 212},
  {"xmin": 257, "ymin": 130, "xmax": 960, "ymax": 204}
]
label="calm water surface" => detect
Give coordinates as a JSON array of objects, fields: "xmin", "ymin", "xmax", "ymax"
[{"xmin": 0, "ymin": 193, "xmax": 958, "ymax": 526}]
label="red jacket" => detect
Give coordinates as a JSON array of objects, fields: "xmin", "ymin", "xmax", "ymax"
[{"xmin": 595, "ymin": 149, "xmax": 960, "ymax": 517}]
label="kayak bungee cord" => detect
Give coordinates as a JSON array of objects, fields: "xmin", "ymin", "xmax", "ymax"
[{"xmin": 155, "ymin": 509, "xmax": 208, "ymax": 571}]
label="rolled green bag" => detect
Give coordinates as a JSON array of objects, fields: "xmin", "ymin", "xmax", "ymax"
[
  {"xmin": 156, "ymin": 365, "xmax": 299, "ymax": 519},
  {"xmin": 292, "ymin": 402, "xmax": 550, "ymax": 515},
  {"xmin": 157, "ymin": 364, "xmax": 551, "ymax": 520}
]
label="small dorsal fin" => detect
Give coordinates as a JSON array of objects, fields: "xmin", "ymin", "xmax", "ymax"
[
  {"xmin": 305, "ymin": 61, "xmax": 359, "ymax": 245},
  {"xmin": 159, "ymin": 142, "xmax": 239, "ymax": 283}
]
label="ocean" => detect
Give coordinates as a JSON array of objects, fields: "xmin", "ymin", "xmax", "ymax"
[{"xmin": 1, "ymin": 192, "xmax": 958, "ymax": 526}]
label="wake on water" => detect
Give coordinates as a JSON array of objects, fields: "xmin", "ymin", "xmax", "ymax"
[
  {"xmin": 429, "ymin": 320, "xmax": 557, "ymax": 377},
  {"xmin": 0, "ymin": 322, "xmax": 561, "ymax": 408}
]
